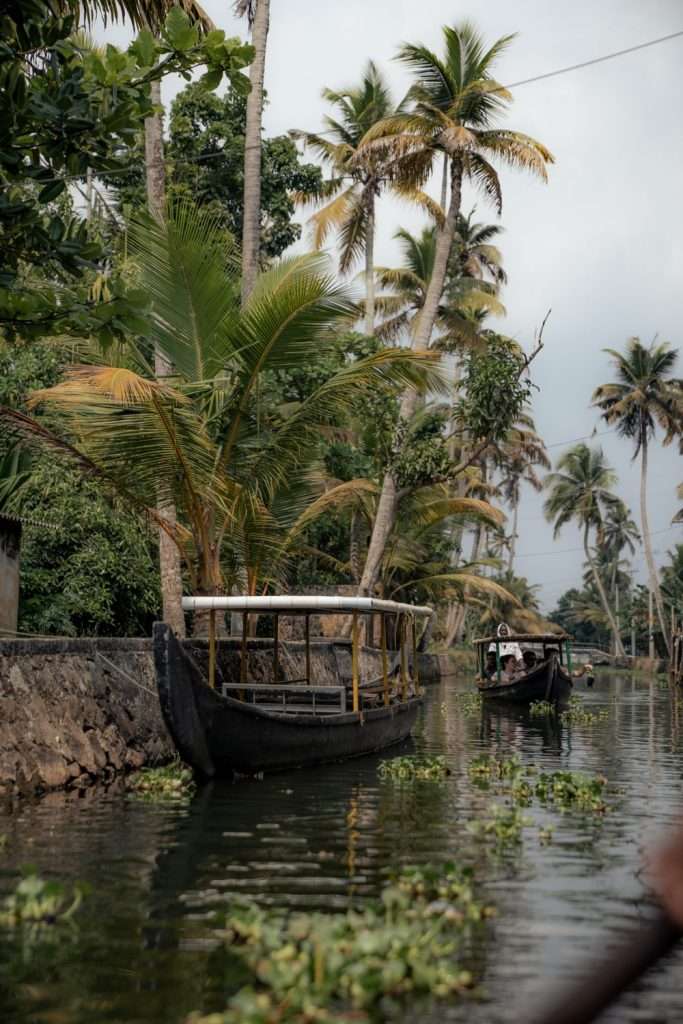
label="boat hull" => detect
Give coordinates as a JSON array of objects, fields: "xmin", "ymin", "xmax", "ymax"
[
  {"xmin": 478, "ymin": 656, "xmax": 572, "ymax": 706},
  {"xmin": 154, "ymin": 623, "xmax": 422, "ymax": 777}
]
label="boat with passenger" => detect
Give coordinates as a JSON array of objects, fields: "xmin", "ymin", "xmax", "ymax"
[
  {"xmin": 154, "ymin": 595, "xmax": 432, "ymax": 778},
  {"xmin": 473, "ymin": 623, "xmax": 587, "ymax": 707}
]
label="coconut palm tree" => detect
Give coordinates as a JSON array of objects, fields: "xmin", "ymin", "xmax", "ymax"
[
  {"xmin": 496, "ymin": 419, "xmax": 550, "ymax": 573},
  {"xmin": 371, "ymin": 221, "xmax": 505, "ymax": 346},
  {"xmin": 544, "ymin": 443, "xmax": 625, "ymax": 655},
  {"xmin": 234, "ymin": 0, "xmax": 270, "ymax": 304},
  {"xmin": 1, "ymin": 205, "xmax": 442, "ymax": 631},
  {"xmin": 592, "ymin": 337, "xmax": 683, "ymax": 654},
  {"xmin": 602, "ymin": 500, "xmax": 640, "ymax": 594},
  {"xmin": 357, "ymin": 22, "xmax": 552, "ymax": 598},
  {"xmin": 294, "ymin": 62, "xmax": 440, "ymax": 335}
]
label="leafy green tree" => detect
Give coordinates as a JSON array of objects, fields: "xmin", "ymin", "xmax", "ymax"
[
  {"xmin": 544, "ymin": 443, "xmax": 625, "ymax": 655},
  {"xmin": 0, "ymin": 2, "xmax": 252, "ymax": 339},
  {"xmin": 142, "ymin": 83, "xmax": 321, "ymax": 260},
  {"xmin": 593, "ymin": 337, "xmax": 683, "ymax": 654},
  {"xmin": 2, "ymin": 204, "xmax": 441, "ymax": 632}
]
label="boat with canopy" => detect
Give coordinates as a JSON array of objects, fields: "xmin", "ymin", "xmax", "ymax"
[
  {"xmin": 154, "ymin": 595, "xmax": 433, "ymax": 777},
  {"xmin": 473, "ymin": 624, "xmax": 575, "ymax": 706}
]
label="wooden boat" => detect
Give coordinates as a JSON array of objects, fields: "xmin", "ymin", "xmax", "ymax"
[
  {"xmin": 473, "ymin": 626, "xmax": 575, "ymax": 707},
  {"xmin": 154, "ymin": 595, "xmax": 432, "ymax": 778}
]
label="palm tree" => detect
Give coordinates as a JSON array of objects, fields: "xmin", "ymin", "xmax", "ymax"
[
  {"xmin": 1, "ymin": 205, "xmax": 441, "ymax": 631},
  {"xmin": 234, "ymin": 0, "xmax": 270, "ymax": 304},
  {"xmin": 496, "ymin": 418, "xmax": 550, "ymax": 573},
  {"xmin": 357, "ymin": 22, "xmax": 552, "ymax": 598},
  {"xmin": 602, "ymin": 500, "xmax": 640, "ymax": 595},
  {"xmin": 543, "ymin": 443, "xmax": 625, "ymax": 655},
  {"xmin": 371, "ymin": 221, "xmax": 505, "ymax": 346},
  {"xmin": 593, "ymin": 337, "xmax": 683, "ymax": 654},
  {"xmin": 674, "ymin": 483, "xmax": 683, "ymax": 524},
  {"xmin": 294, "ymin": 61, "xmax": 430, "ymax": 336}
]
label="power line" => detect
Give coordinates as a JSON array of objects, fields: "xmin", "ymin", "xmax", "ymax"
[
  {"xmin": 515, "ymin": 524, "xmax": 681, "ymax": 559},
  {"xmin": 506, "ymin": 29, "xmax": 683, "ymax": 89}
]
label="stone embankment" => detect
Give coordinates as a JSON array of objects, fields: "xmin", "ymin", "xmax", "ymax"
[
  {"xmin": 0, "ymin": 638, "xmax": 172, "ymax": 800},
  {"xmin": 0, "ymin": 636, "xmax": 460, "ymax": 800}
]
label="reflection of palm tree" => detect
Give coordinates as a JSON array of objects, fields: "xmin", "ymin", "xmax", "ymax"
[
  {"xmin": 544, "ymin": 444, "xmax": 625, "ymax": 655},
  {"xmin": 593, "ymin": 338, "xmax": 683, "ymax": 654}
]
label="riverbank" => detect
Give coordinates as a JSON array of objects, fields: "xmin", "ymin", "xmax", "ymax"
[{"xmin": 0, "ymin": 637, "xmax": 465, "ymax": 799}]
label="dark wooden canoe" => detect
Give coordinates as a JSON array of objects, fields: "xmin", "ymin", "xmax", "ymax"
[
  {"xmin": 154, "ymin": 623, "xmax": 422, "ymax": 778},
  {"xmin": 478, "ymin": 654, "xmax": 572, "ymax": 706}
]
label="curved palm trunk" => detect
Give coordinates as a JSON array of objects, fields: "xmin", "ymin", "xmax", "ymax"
[
  {"xmin": 145, "ymin": 79, "xmax": 185, "ymax": 638},
  {"xmin": 358, "ymin": 161, "xmax": 463, "ymax": 597},
  {"xmin": 447, "ymin": 516, "xmax": 484, "ymax": 646},
  {"xmin": 640, "ymin": 435, "xmax": 670, "ymax": 654},
  {"xmin": 241, "ymin": 0, "xmax": 270, "ymax": 305},
  {"xmin": 584, "ymin": 525, "xmax": 624, "ymax": 656},
  {"xmin": 364, "ymin": 191, "xmax": 375, "ymax": 335}
]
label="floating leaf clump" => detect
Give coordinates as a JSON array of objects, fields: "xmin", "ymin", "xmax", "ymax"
[
  {"xmin": 0, "ymin": 872, "xmax": 88, "ymax": 937},
  {"xmin": 467, "ymin": 757, "xmax": 610, "ymax": 817},
  {"xmin": 455, "ymin": 692, "xmax": 483, "ymax": 717},
  {"xmin": 466, "ymin": 804, "xmax": 531, "ymax": 848},
  {"xmin": 189, "ymin": 864, "xmax": 493, "ymax": 1024},
  {"xmin": 378, "ymin": 755, "xmax": 450, "ymax": 781},
  {"xmin": 128, "ymin": 760, "xmax": 196, "ymax": 801}
]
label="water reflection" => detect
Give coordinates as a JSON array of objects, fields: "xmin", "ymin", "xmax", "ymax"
[{"xmin": 0, "ymin": 672, "xmax": 682, "ymax": 1022}]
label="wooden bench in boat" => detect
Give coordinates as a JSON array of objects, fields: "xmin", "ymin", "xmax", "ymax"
[{"xmin": 220, "ymin": 682, "xmax": 347, "ymax": 715}]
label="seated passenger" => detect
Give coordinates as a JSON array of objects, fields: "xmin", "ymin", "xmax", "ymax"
[
  {"xmin": 522, "ymin": 649, "xmax": 537, "ymax": 672},
  {"xmin": 500, "ymin": 653, "xmax": 520, "ymax": 684},
  {"xmin": 483, "ymin": 651, "xmax": 497, "ymax": 680}
]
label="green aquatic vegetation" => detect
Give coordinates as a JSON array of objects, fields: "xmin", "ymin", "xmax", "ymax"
[
  {"xmin": 0, "ymin": 871, "xmax": 87, "ymax": 933},
  {"xmin": 559, "ymin": 705, "xmax": 609, "ymax": 726},
  {"xmin": 529, "ymin": 700, "xmax": 554, "ymax": 716},
  {"xmin": 189, "ymin": 864, "xmax": 491, "ymax": 1024},
  {"xmin": 466, "ymin": 804, "xmax": 531, "ymax": 848},
  {"xmin": 538, "ymin": 825, "xmax": 554, "ymax": 845},
  {"xmin": 378, "ymin": 755, "xmax": 450, "ymax": 781},
  {"xmin": 468, "ymin": 754, "xmax": 523, "ymax": 781},
  {"xmin": 534, "ymin": 771, "xmax": 608, "ymax": 814},
  {"xmin": 127, "ymin": 760, "xmax": 196, "ymax": 801}
]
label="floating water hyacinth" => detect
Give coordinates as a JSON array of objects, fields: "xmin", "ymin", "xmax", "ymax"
[
  {"xmin": 189, "ymin": 864, "xmax": 493, "ymax": 1024},
  {"xmin": 377, "ymin": 755, "xmax": 450, "ymax": 781},
  {"xmin": 127, "ymin": 760, "xmax": 196, "ymax": 801},
  {"xmin": 455, "ymin": 692, "xmax": 483, "ymax": 717},
  {"xmin": 466, "ymin": 804, "xmax": 531, "ymax": 847}
]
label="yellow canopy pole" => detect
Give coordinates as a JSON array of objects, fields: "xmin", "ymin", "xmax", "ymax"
[
  {"xmin": 352, "ymin": 611, "xmax": 360, "ymax": 713},
  {"xmin": 381, "ymin": 614, "xmax": 389, "ymax": 707},
  {"xmin": 399, "ymin": 614, "xmax": 408, "ymax": 701},
  {"xmin": 208, "ymin": 608, "xmax": 216, "ymax": 690},
  {"xmin": 411, "ymin": 616, "xmax": 420, "ymax": 696}
]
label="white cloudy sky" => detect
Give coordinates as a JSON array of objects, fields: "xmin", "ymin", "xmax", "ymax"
[{"xmin": 102, "ymin": 0, "xmax": 683, "ymax": 610}]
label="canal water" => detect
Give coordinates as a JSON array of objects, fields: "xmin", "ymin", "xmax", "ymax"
[{"xmin": 1, "ymin": 671, "xmax": 683, "ymax": 1023}]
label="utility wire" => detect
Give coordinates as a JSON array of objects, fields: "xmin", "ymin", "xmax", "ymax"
[
  {"xmin": 45, "ymin": 26, "xmax": 683, "ymax": 184},
  {"xmin": 506, "ymin": 29, "xmax": 683, "ymax": 88}
]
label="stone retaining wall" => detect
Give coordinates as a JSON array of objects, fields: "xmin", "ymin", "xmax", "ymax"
[{"xmin": 0, "ymin": 637, "xmax": 458, "ymax": 800}]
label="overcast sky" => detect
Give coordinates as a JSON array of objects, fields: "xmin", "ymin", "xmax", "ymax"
[{"xmin": 103, "ymin": 0, "xmax": 683, "ymax": 610}]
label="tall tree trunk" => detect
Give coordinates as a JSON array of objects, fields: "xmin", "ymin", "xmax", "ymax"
[
  {"xmin": 507, "ymin": 494, "xmax": 519, "ymax": 574},
  {"xmin": 584, "ymin": 525, "xmax": 624, "ymax": 656},
  {"xmin": 440, "ymin": 153, "xmax": 449, "ymax": 211},
  {"xmin": 145, "ymin": 79, "xmax": 185, "ymax": 637},
  {"xmin": 640, "ymin": 434, "xmax": 670, "ymax": 654},
  {"xmin": 240, "ymin": 0, "xmax": 270, "ymax": 305},
  {"xmin": 364, "ymin": 190, "xmax": 375, "ymax": 335},
  {"xmin": 357, "ymin": 160, "xmax": 463, "ymax": 596},
  {"xmin": 448, "ymin": 517, "xmax": 484, "ymax": 646}
]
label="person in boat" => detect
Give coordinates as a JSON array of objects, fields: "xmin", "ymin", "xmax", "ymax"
[
  {"xmin": 500, "ymin": 653, "xmax": 522, "ymax": 684},
  {"xmin": 522, "ymin": 649, "xmax": 538, "ymax": 672},
  {"xmin": 483, "ymin": 650, "xmax": 498, "ymax": 680}
]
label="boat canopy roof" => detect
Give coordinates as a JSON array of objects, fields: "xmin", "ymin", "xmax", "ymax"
[
  {"xmin": 182, "ymin": 595, "xmax": 433, "ymax": 617},
  {"xmin": 473, "ymin": 631, "xmax": 570, "ymax": 646}
]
